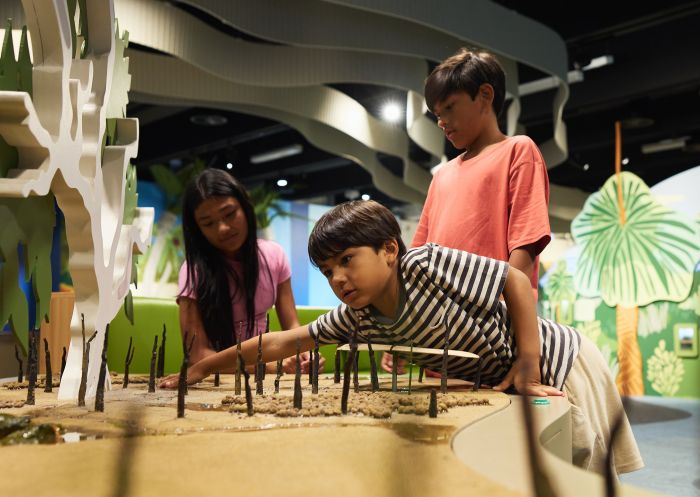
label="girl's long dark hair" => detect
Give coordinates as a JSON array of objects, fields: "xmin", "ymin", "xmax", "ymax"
[{"xmin": 180, "ymin": 169, "xmax": 259, "ymax": 349}]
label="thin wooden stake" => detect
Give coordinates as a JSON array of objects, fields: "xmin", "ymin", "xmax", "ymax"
[
  {"xmin": 95, "ymin": 326, "xmax": 109, "ymax": 412},
  {"xmin": 60, "ymin": 346, "xmax": 66, "ymax": 380},
  {"xmin": 123, "ymin": 336, "xmax": 135, "ymax": 389},
  {"xmin": 239, "ymin": 353, "xmax": 253, "ymax": 416},
  {"xmin": 14, "ymin": 345, "xmax": 23, "ymax": 383},
  {"xmin": 293, "ymin": 338, "xmax": 302, "ymax": 409},
  {"xmin": 148, "ymin": 335, "xmax": 158, "ymax": 393},
  {"xmin": 256, "ymin": 333, "xmax": 264, "ymax": 395},
  {"xmin": 312, "ymin": 329, "xmax": 320, "ymax": 394},
  {"xmin": 156, "ymin": 324, "xmax": 166, "ymax": 378},
  {"xmin": 367, "ymin": 337, "xmax": 379, "ymax": 392},
  {"xmin": 43, "ymin": 338, "xmax": 52, "ymax": 392},
  {"xmin": 429, "ymin": 388, "xmax": 438, "ymax": 418}
]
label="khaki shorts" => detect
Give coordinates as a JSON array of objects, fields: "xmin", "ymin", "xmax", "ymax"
[{"xmin": 564, "ymin": 335, "xmax": 644, "ymax": 475}]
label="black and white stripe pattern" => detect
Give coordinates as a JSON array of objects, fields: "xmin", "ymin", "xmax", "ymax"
[{"xmin": 309, "ymin": 244, "xmax": 580, "ymax": 390}]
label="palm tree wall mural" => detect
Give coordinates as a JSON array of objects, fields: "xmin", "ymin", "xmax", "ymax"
[
  {"xmin": 571, "ymin": 160, "xmax": 700, "ymax": 395},
  {"xmin": 543, "ymin": 260, "xmax": 576, "ymax": 324}
]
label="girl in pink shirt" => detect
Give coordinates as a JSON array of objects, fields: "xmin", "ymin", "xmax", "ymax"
[{"xmin": 179, "ymin": 169, "xmax": 311, "ymax": 372}]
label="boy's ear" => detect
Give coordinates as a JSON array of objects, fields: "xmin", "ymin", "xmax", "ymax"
[
  {"xmin": 479, "ymin": 83, "xmax": 494, "ymax": 106},
  {"xmin": 384, "ymin": 239, "xmax": 400, "ymax": 262}
]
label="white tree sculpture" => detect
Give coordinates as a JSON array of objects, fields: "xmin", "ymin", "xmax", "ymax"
[{"xmin": 0, "ymin": 0, "xmax": 152, "ymax": 400}]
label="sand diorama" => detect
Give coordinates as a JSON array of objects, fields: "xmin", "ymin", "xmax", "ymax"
[{"xmin": 0, "ymin": 328, "xmax": 516, "ymax": 497}]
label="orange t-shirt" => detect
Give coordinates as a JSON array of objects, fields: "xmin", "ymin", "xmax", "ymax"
[{"xmin": 412, "ymin": 135, "xmax": 551, "ymax": 295}]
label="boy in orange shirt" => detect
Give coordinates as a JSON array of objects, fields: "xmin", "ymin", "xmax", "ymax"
[{"xmin": 383, "ymin": 48, "xmax": 551, "ymax": 374}]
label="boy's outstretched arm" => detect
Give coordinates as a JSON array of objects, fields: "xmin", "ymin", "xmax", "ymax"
[
  {"xmin": 159, "ymin": 325, "xmax": 315, "ymax": 388},
  {"xmin": 493, "ymin": 266, "xmax": 563, "ymax": 397}
]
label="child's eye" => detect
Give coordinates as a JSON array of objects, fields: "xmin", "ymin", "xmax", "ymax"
[
  {"xmin": 341, "ymin": 255, "xmax": 352, "ymax": 265},
  {"xmin": 322, "ymin": 270, "xmax": 332, "ymax": 279},
  {"xmin": 201, "ymin": 222, "xmax": 213, "ymax": 228}
]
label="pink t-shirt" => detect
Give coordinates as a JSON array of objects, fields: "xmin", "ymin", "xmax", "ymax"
[
  {"xmin": 412, "ymin": 135, "xmax": 551, "ymax": 294},
  {"xmin": 178, "ymin": 239, "xmax": 292, "ymax": 341}
]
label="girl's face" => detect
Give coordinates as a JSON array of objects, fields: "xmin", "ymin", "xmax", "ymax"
[{"xmin": 194, "ymin": 196, "xmax": 249, "ymax": 256}]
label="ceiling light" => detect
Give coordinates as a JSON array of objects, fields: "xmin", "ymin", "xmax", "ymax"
[
  {"xmin": 361, "ymin": 194, "xmax": 371, "ymax": 201},
  {"xmin": 344, "ymin": 189, "xmax": 360, "ymax": 200},
  {"xmin": 226, "ymin": 162, "xmax": 233, "ymax": 170},
  {"xmin": 583, "ymin": 163, "xmax": 590, "ymax": 171},
  {"xmin": 250, "ymin": 144, "xmax": 303, "ymax": 164},
  {"xmin": 276, "ymin": 179, "xmax": 288, "ymax": 187},
  {"xmin": 581, "ymin": 55, "xmax": 614, "ymax": 71},
  {"xmin": 641, "ymin": 136, "xmax": 690, "ymax": 154},
  {"xmin": 189, "ymin": 114, "xmax": 228, "ymax": 126},
  {"xmin": 517, "ymin": 54, "xmax": 612, "ymax": 97},
  {"xmin": 381, "ymin": 102, "xmax": 402, "ymax": 123},
  {"xmin": 621, "ymin": 116, "xmax": 654, "ymax": 129},
  {"xmin": 621, "ymin": 157, "xmax": 629, "ymax": 165}
]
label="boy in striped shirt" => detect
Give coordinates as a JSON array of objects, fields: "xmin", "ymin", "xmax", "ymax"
[{"xmin": 161, "ymin": 200, "xmax": 642, "ymax": 475}]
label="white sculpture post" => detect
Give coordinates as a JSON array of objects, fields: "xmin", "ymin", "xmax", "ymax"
[{"xmin": 0, "ymin": 0, "xmax": 152, "ymax": 400}]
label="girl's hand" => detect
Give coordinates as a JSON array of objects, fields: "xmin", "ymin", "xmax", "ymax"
[
  {"xmin": 282, "ymin": 351, "xmax": 314, "ymax": 374},
  {"xmin": 493, "ymin": 358, "xmax": 564, "ymax": 397},
  {"xmin": 158, "ymin": 363, "xmax": 207, "ymax": 389},
  {"xmin": 380, "ymin": 352, "xmax": 406, "ymax": 374}
]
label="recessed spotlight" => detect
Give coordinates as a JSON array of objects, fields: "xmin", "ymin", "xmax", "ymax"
[
  {"xmin": 189, "ymin": 114, "xmax": 228, "ymax": 126},
  {"xmin": 583, "ymin": 163, "xmax": 590, "ymax": 171},
  {"xmin": 621, "ymin": 157, "xmax": 629, "ymax": 165},
  {"xmin": 381, "ymin": 102, "xmax": 402, "ymax": 123},
  {"xmin": 277, "ymin": 179, "xmax": 288, "ymax": 187},
  {"xmin": 361, "ymin": 194, "xmax": 370, "ymax": 201},
  {"xmin": 226, "ymin": 162, "xmax": 233, "ymax": 170}
]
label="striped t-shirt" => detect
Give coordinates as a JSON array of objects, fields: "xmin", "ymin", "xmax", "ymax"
[{"xmin": 308, "ymin": 244, "xmax": 581, "ymax": 390}]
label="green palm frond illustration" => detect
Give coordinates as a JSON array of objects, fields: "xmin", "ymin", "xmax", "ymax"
[
  {"xmin": 572, "ymin": 171, "xmax": 700, "ymax": 308},
  {"xmin": 544, "ymin": 260, "xmax": 576, "ymax": 303}
]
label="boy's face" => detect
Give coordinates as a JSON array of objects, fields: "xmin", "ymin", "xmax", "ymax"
[
  {"xmin": 318, "ymin": 243, "xmax": 398, "ymax": 310},
  {"xmin": 433, "ymin": 88, "xmax": 489, "ymax": 150}
]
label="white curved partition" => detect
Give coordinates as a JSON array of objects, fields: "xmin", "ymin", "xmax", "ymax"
[{"xmin": 453, "ymin": 397, "xmax": 663, "ymax": 497}]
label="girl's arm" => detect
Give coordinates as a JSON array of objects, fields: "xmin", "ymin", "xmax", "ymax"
[
  {"xmin": 494, "ymin": 266, "xmax": 562, "ymax": 396},
  {"xmin": 178, "ymin": 297, "xmax": 216, "ymax": 365},
  {"xmin": 275, "ymin": 278, "xmax": 300, "ymax": 329},
  {"xmin": 160, "ymin": 325, "xmax": 315, "ymax": 388},
  {"xmin": 272, "ymin": 278, "xmax": 324, "ymax": 373}
]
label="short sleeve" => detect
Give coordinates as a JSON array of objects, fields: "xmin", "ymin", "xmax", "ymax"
[
  {"xmin": 177, "ymin": 261, "xmax": 196, "ymax": 302},
  {"xmin": 261, "ymin": 240, "xmax": 292, "ymax": 285},
  {"xmin": 507, "ymin": 144, "xmax": 551, "ymax": 255},
  {"xmin": 426, "ymin": 244, "xmax": 509, "ymax": 317},
  {"xmin": 308, "ymin": 304, "xmax": 358, "ymax": 345}
]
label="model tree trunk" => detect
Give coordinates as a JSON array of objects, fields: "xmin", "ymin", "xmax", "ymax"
[{"xmin": 615, "ymin": 305, "xmax": 644, "ymax": 396}]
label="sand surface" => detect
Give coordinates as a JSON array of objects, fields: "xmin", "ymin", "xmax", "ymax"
[{"xmin": 0, "ymin": 373, "xmax": 523, "ymax": 497}]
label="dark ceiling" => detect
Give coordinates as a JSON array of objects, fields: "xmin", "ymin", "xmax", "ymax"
[{"xmin": 128, "ymin": 1, "xmax": 700, "ymax": 209}]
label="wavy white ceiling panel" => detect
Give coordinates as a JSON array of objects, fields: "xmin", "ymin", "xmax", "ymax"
[{"xmin": 128, "ymin": 50, "xmax": 426, "ymax": 203}]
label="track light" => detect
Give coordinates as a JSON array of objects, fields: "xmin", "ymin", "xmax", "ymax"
[{"xmin": 250, "ymin": 144, "xmax": 303, "ymax": 164}]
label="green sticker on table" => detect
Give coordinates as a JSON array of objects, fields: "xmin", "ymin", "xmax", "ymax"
[{"xmin": 532, "ymin": 398, "xmax": 550, "ymax": 405}]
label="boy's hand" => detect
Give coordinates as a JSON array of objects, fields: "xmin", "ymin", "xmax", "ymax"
[
  {"xmin": 159, "ymin": 362, "xmax": 207, "ymax": 389},
  {"xmin": 380, "ymin": 352, "xmax": 406, "ymax": 374},
  {"xmin": 282, "ymin": 351, "xmax": 326, "ymax": 374},
  {"xmin": 493, "ymin": 358, "xmax": 564, "ymax": 397}
]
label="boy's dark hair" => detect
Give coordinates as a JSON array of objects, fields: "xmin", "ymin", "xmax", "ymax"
[
  {"xmin": 308, "ymin": 200, "xmax": 407, "ymax": 266},
  {"xmin": 424, "ymin": 47, "xmax": 506, "ymax": 117}
]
